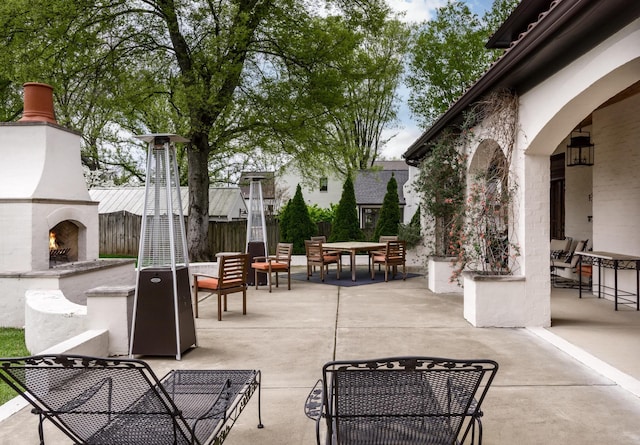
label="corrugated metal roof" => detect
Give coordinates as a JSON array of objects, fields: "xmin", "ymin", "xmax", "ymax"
[
  {"xmin": 89, "ymin": 187, "xmax": 245, "ymax": 217},
  {"xmin": 354, "ymin": 170, "xmax": 408, "ymax": 205}
]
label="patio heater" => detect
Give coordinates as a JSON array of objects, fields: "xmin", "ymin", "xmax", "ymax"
[
  {"xmin": 129, "ymin": 134, "xmax": 196, "ymax": 360},
  {"xmin": 245, "ymin": 175, "xmax": 268, "ymax": 286}
]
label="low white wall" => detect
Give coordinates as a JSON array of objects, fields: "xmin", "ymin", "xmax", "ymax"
[
  {"xmin": 0, "ymin": 259, "xmax": 135, "ymax": 328},
  {"xmin": 38, "ymin": 329, "xmax": 109, "ymax": 356},
  {"xmin": 86, "ymin": 286, "xmax": 135, "ymax": 356},
  {"xmin": 25, "ymin": 290, "xmax": 88, "ymax": 353},
  {"xmin": 463, "ymin": 273, "xmax": 527, "ymax": 327},
  {"xmin": 428, "ymin": 257, "xmax": 462, "ymax": 294}
]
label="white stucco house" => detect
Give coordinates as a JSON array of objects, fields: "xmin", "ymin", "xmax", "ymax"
[
  {"xmin": 403, "ymin": 0, "xmax": 640, "ymax": 327},
  {"xmin": 275, "ymin": 163, "xmax": 343, "ymax": 210}
]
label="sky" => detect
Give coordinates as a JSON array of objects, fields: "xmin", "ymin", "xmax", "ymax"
[{"xmin": 381, "ymin": 0, "xmax": 495, "ymax": 160}]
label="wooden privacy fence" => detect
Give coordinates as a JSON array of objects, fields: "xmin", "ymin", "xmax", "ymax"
[{"xmin": 98, "ymin": 212, "xmax": 281, "ymax": 258}]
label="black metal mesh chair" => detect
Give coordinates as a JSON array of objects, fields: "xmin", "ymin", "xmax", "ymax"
[
  {"xmin": 0, "ymin": 354, "xmax": 263, "ymax": 445},
  {"xmin": 305, "ymin": 356, "xmax": 498, "ymax": 445}
]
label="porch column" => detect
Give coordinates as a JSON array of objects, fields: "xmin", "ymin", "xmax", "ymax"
[{"xmin": 516, "ymin": 152, "xmax": 552, "ymax": 327}]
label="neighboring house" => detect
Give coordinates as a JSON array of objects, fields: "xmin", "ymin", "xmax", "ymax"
[
  {"xmin": 354, "ymin": 169, "xmax": 408, "ymax": 230},
  {"xmin": 238, "ymin": 171, "xmax": 277, "ymax": 216},
  {"xmin": 403, "ymin": 0, "xmax": 640, "ymax": 327},
  {"xmin": 277, "ymin": 160, "xmax": 409, "ymax": 228},
  {"xmin": 89, "ymin": 187, "xmax": 247, "ymax": 221},
  {"xmin": 276, "ymin": 163, "xmax": 343, "ymax": 210}
]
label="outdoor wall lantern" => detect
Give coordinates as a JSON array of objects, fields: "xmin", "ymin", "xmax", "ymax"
[{"xmin": 566, "ymin": 129, "xmax": 594, "ymax": 167}]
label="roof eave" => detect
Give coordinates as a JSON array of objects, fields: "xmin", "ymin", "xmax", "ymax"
[{"xmin": 403, "ymin": 0, "xmax": 594, "ymax": 165}]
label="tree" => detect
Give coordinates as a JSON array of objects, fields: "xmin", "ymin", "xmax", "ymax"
[
  {"xmin": 280, "ymin": 185, "xmax": 317, "ymax": 254},
  {"xmin": 406, "ymin": 0, "xmax": 519, "ymax": 127},
  {"xmin": 278, "ymin": 199, "xmax": 292, "ymax": 246},
  {"xmin": 0, "ymin": 0, "xmax": 393, "ymax": 261},
  {"xmin": 320, "ymin": 18, "xmax": 410, "ymax": 176},
  {"xmin": 373, "ymin": 173, "xmax": 401, "ymax": 241},
  {"xmin": 329, "ymin": 174, "xmax": 364, "ymax": 242}
]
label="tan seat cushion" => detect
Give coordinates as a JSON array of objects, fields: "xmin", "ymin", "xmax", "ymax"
[{"xmin": 252, "ymin": 262, "xmax": 288, "ymax": 271}]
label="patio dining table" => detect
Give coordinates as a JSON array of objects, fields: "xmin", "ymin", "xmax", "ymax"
[{"xmin": 322, "ymin": 241, "xmax": 386, "ymax": 281}]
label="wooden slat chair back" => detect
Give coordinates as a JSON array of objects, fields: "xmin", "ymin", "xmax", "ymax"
[
  {"xmin": 0, "ymin": 354, "xmax": 263, "ymax": 445},
  {"xmin": 305, "ymin": 356, "xmax": 498, "ymax": 445},
  {"xmin": 251, "ymin": 242, "xmax": 293, "ymax": 292},
  {"xmin": 369, "ymin": 235, "xmax": 399, "ymax": 271},
  {"xmin": 305, "ymin": 240, "xmax": 340, "ymax": 282},
  {"xmin": 371, "ymin": 240, "xmax": 407, "ymax": 281},
  {"xmin": 193, "ymin": 253, "xmax": 249, "ymax": 320}
]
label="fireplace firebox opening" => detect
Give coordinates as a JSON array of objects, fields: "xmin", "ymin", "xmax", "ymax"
[{"xmin": 49, "ymin": 221, "xmax": 79, "ymax": 265}]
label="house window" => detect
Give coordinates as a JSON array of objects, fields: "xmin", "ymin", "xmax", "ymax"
[
  {"xmin": 363, "ymin": 208, "xmax": 379, "ymax": 229},
  {"xmin": 319, "ymin": 177, "xmax": 328, "ymax": 192}
]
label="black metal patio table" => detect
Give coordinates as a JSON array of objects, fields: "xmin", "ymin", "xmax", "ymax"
[{"xmin": 576, "ymin": 251, "xmax": 640, "ymax": 310}]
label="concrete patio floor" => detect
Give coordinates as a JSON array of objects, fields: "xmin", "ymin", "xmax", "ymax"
[{"xmin": 1, "ymin": 263, "xmax": 640, "ymax": 444}]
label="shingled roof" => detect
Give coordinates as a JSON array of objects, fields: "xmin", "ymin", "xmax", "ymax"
[{"xmin": 354, "ymin": 170, "xmax": 408, "ymax": 206}]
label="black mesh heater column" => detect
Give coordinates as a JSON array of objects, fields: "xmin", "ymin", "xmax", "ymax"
[{"xmin": 129, "ymin": 134, "xmax": 196, "ymax": 360}]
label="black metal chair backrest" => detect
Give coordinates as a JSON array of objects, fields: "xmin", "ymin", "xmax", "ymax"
[
  {"xmin": 322, "ymin": 357, "xmax": 498, "ymax": 445},
  {"xmin": 0, "ymin": 354, "xmax": 259, "ymax": 445}
]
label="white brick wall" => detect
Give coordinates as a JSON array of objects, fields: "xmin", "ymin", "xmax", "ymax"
[{"xmin": 593, "ymin": 93, "xmax": 640, "ymax": 255}]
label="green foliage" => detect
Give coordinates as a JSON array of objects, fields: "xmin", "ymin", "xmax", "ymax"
[
  {"xmin": 278, "ymin": 199, "xmax": 292, "ymax": 244},
  {"xmin": 329, "ymin": 174, "xmax": 364, "ymax": 242},
  {"xmin": 398, "ymin": 207, "xmax": 422, "ymax": 249},
  {"xmin": 406, "ymin": 0, "xmax": 519, "ymax": 127},
  {"xmin": 307, "ymin": 204, "xmax": 336, "ymax": 224},
  {"xmin": 372, "ymin": 173, "xmax": 401, "ymax": 240},
  {"xmin": 0, "ymin": 0, "xmax": 399, "ymax": 261},
  {"xmin": 414, "ymin": 126, "xmax": 467, "ymax": 256},
  {"xmin": 0, "ymin": 328, "xmax": 28, "ymax": 405},
  {"xmin": 448, "ymin": 91, "xmax": 520, "ymax": 279},
  {"xmin": 280, "ymin": 185, "xmax": 317, "ymax": 254}
]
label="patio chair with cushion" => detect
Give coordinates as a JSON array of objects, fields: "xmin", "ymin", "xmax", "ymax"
[
  {"xmin": 551, "ymin": 239, "xmax": 589, "ymax": 287},
  {"xmin": 305, "ymin": 356, "xmax": 499, "ymax": 445},
  {"xmin": 311, "ymin": 236, "xmax": 342, "ymax": 271},
  {"xmin": 369, "ymin": 235, "xmax": 399, "ymax": 271},
  {"xmin": 251, "ymin": 242, "xmax": 293, "ymax": 292},
  {"xmin": 192, "ymin": 253, "xmax": 249, "ymax": 320},
  {"xmin": 550, "ymin": 237, "xmax": 572, "ymax": 260},
  {"xmin": 0, "ymin": 354, "xmax": 263, "ymax": 445},
  {"xmin": 305, "ymin": 240, "xmax": 340, "ymax": 282},
  {"xmin": 370, "ymin": 240, "xmax": 406, "ymax": 282}
]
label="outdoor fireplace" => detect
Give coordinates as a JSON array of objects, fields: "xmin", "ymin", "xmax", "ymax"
[
  {"xmin": 0, "ymin": 82, "xmax": 135, "ymax": 328},
  {"xmin": 0, "ymin": 82, "xmax": 98, "ymax": 272}
]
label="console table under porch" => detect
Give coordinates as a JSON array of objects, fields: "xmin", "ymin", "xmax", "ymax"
[{"xmin": 576, "ymin": 251, "xmax": 640, "ymax": 311}]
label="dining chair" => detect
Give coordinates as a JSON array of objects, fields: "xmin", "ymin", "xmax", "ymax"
[
  {"xmin": 192, "ymin": 253, "xmax": 249, "ymax": 320},
  {"xmin": 251, "ymin": 243, "xmax": 293, "ymax": 292},
  {"xmin": 305, "ymin": 240, "xmax": 340, "ymax": 282},
  {"xmin": 370, "ymin": 240, "xmax": 406, "ymax": 282},
  {"xmin": 369, "ymin": 235, "xmax": 399, "ymax": 271}
]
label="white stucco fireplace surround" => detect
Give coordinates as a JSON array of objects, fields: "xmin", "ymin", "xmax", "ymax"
[{"xmin": 0, "ymin": 83, "xmax": 135, "ymax": 329}]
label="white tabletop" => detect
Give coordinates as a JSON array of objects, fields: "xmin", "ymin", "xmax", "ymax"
[{"xmin": 576, "ymin": 251, "xmax": 640, "ymax": 261}]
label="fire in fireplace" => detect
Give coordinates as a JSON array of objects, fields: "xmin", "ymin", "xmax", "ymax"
[{"xmin": 49, "ymin": 221, "xmax": 79, "ymax": 265}]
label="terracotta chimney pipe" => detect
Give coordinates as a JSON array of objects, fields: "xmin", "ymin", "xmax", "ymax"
[{"xmin": 18, "ymin": 82, "xmax": 57, "ymax": 124}]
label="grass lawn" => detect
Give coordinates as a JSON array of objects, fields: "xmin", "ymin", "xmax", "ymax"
[{"xmin": 0, "ymin": 328, "xmax": 29, "ymax": 405}]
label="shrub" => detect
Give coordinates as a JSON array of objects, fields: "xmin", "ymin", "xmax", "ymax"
[
  {"xmin": 373, "ymin": 173, "xmax": 401, "ymax": 241},
  {"xmin": 329, "ymin": 174, "xmax": 364, "ymax": 242},
  {"xmin": 279, "ymin": 185, "xmax": 317, "ymax": 254},
  {"xmin": 398, "ymin": 207, "xmax": 422, "ymax": 248}
]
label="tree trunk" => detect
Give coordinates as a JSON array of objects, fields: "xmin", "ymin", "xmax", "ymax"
[{"xmin": 187, "ymin": 132, "xmax": 211, "ymax": 262}]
